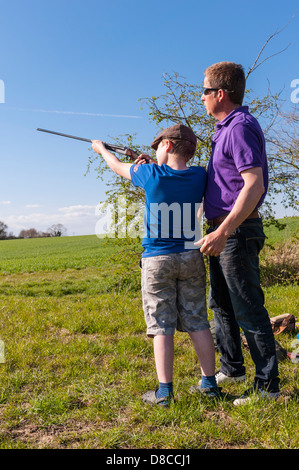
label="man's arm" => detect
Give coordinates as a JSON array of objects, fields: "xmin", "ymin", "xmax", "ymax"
[
  {"xmin": 92, "ymin": 140, "xmax": 133, "ymax": 180},
  {"xmin": 195, "ymin": 167, "xmax": 265, "ymax": 256}
]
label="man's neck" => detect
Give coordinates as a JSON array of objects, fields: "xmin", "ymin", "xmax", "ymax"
[{"xmin": 214, "ymin": 103, "xmax": 240, "ymax": 122}]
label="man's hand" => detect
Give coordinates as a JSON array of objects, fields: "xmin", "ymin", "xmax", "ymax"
[{"xmin": 195, "ymin": 230, "xmax": 228, "ymax": 257}]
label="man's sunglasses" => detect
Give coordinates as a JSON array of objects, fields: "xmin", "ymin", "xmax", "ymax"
[{"xmin": 203, "ymin": 88, "xmax": 233, "ymax": 95}]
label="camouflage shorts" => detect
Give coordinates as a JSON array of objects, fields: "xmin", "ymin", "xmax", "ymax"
[{"xmin": 141, "ymin": 250, "xmax": 209, "ymax": 337}]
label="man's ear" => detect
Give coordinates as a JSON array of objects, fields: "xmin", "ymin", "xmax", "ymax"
[{"xmin": 218, "ymin": 89, "xmax": 225, "ymax": 102}]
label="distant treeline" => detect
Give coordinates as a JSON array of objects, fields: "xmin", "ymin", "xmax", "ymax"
[{"xmin": 0, "ymin": 222, "xmax": 67, "ymax": 240}]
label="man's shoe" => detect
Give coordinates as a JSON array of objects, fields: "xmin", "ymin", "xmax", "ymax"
[
  {"xmin": 215, "ymin": 370, "xmax": 246, "ymax": 385},
  {"xmin": 190, "ymin": 385, "xmax": 224, "ymax": 398},
  {"xmin": 142, "ymin": 390, "xmax": 173, "ymax": 408},
  {"xmin": 233, "ymin": 387, "xmax": 280, "ymax": 406}
]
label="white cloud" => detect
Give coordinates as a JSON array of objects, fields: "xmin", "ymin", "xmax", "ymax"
[
  {"xmin": 25, "ymin": 204, "xmax": 41, "ymax": 208},
  {"xmin": 0, "ymin": 201, "xmax": 11, "ymax": 205},
  {"xmin": 5, "ymin": 204, "xmax": 99, "ymax": 236},
  {"xmin": 59, "ymin": 204, "xmax": 96, "ymax": 214},
  {"xmin": 58, "ymin": 205, "xmax": 97, "ymax": 220}
]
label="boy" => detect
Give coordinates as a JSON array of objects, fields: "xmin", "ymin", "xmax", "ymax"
[{"xmin": 92, "ymin": 124, "xmax": 220, "ymax": 407}]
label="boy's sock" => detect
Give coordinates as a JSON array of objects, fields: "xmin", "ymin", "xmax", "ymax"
[
  {"xmin": 200, "ymin": 375, "xmax": 217, "ymax": 389},
  {"xmin": 156, "ymin": 382, "xmax": 173, "ymax": 399}
]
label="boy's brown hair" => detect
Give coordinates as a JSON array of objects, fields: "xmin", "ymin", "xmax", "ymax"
[
  {"xmin": 204, "ymin": 61, "xmax": 246, "ymax": 105},
  {"xmin": 167, "ymin": 139, "xmax": 196, "ymax": 162}
]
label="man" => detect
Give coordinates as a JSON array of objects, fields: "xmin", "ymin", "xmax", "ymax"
[{"xmin": 195, "ymin": 61, "xmax": 280, "ymax": 405}]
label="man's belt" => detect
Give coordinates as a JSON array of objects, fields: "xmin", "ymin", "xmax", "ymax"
[{"xmin": 207, "ymin": 210, "xmax": 259, "ymax": 227}]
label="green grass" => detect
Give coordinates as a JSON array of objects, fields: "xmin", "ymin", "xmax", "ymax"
[
  {"xmin": 264, "ymin": 216, "xmax": 298, "ymax": 246},
  {"xmin": 0, "ymin": 235, "xmax": 118, "ymax": 273},
  {"xmin": 0, "ymin": 220, "xmax": 298, "ymax": 449}
]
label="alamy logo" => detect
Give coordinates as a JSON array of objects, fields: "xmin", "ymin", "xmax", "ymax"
[
  {"xmin": 0, "ymin": 80, "xmax": 5, "ymax": 103},
  {"xmin": 290, "ymin": 79, "xmax": 299, "ymax": 104},
  {"xmin": 95, "ymin": 195, "xmax": 203, "ymax": 249},
  {"xmin": 95, "ymin": 195, "xmax": 145, "ymax": 239}
]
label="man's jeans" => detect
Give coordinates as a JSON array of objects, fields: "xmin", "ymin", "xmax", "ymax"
[{"xmin": 208, "ymin": 218, "xmax": 279, "ymax": 392}]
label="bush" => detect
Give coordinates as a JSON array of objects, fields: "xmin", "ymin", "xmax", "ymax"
[{"xmin": 260, "ymin": 241, "xmax": 299, "ymax": 286}]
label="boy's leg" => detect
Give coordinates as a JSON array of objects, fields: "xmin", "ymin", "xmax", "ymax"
[
  {"xmin": 175, "ymin": 250, "xmax": 215, "ymax": 376},
  {"xmin": 153, "ymin": 334, "xmax": 174, "ymax": 400},
  {"xmin": 153, "ymin": 334, "xmax": 174, "ymax": 383},
  {"xmin": 175, "ymin": 251, "xmax": 221, "ymax": 396},
  {"xmin": 141, "ymin": 254, "xmax": 178, "ymax": 405},
  {"xmin": 189, "ymin": 329, "xmax": 215, "ymax": 377},
  {"xmin": 189, "ymin": 329, "xmax": 221, "ymax": 395}
]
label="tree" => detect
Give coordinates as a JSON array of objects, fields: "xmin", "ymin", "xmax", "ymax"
[
  {"xmin": 262, "ymin": 108, "xmax": 299, "ymax": 219},
  {"xmin": 0, "ymin": 221, "xmax": 8, "ymax": 240},
  {"xmin": 19, "ymin": 228, "xmax": 40, "ymax": 239},
  {"xmin": 48, "ymin": 224, "xmax": 67, "ymax": 237},
  {"xmin": 87, "ymin": 20, "xmax": 298, "ymax": 237},
  {"xmin": 142, "ymin": 74, "xmax": 298, "ymax": 222}
]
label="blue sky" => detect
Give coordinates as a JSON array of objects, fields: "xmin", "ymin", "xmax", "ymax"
[{"xmin": 0, "ymin": 0, "xmax": 298, "ymax": 236}]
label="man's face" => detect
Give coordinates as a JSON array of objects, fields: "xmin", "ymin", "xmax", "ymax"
[{"xmin": 201, "ymin": 76, "xmax": 220, "ymax": 117}]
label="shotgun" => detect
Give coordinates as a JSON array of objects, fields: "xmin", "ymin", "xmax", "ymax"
[{"xmin": 36, "ymin": 128, "xmax": 139, "ymax": 161}]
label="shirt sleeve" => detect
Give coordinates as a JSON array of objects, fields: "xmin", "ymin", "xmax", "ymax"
[
  {"xmin": 130, "ymin": 163, "xmax": 154, "ymax": 189},
  {"xmin": 229, "ymin": 122, "xmax": 264, "ymax": 173}
]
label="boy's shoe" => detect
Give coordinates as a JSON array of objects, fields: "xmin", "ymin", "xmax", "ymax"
[
  {"xmin": 142, "ymin": 390, "xmax": 173, "ymax": 408},
  {"xmin": 233, "ymin": 387, "xmax": 280, "ymax": 406},
  {"xmin": 215, "ymin": 370, "xmax": 246, "ymax": 385},
  {"xmin": 190, "ymin": 385, "xmax": 223, "ymax": 398}
]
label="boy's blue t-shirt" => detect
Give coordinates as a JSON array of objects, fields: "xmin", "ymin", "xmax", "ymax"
[{"xmin": 130, "ymin": 163, "xmax": 207, "ymax": 257}]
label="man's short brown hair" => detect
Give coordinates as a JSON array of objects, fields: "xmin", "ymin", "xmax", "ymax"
[{"xmin": 204, "ymin": 61, "xmax": 245, "ymax": 105}]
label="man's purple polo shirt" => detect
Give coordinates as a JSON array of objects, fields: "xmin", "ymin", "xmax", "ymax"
[{"xmin": 204, "ymin": 106, "xmax": 268, "ymax": 220}]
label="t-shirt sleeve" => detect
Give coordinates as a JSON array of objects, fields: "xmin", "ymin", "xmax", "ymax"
[
  {"xmin": 130, "ymin": 163, "xmax": 154, "ymax": 189},
  {"xmin": 229, "ymin": 122, "xmax": 264, "ymax": 172}
]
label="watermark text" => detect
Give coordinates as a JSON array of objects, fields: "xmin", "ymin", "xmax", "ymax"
[
  {"xmin": 95, "ymin": 195, "xmax": 203, "ymax": 249},
  {"xmin": 290, "ymin": 79, "xmax": 299, "ymax": 103}
]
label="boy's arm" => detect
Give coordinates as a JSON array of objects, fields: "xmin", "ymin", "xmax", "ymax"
[{"xmin": 92, "ymin": 140, "xmax": 133, "ymax": 180}]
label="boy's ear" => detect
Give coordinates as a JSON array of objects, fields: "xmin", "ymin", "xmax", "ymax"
[{"xmin": 164, "ymin": 139, "xmax": 173, "ymax": 152}]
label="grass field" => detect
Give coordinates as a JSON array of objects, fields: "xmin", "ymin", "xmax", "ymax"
[{"xmin": 0, "ymin": 218, "xmax": 298, "ymax": 449}]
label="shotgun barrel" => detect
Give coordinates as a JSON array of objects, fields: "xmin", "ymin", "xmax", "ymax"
[{"xmin": 36, "ymin": 128, "xmax": 139, "ymax": 160}]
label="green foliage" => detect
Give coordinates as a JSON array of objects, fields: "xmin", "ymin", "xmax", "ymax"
[
  {"xmin": 140, "ymin": 72, "xmax": 216, "ymax": 167},
  {"xmin": 142, "ymin": 73, "xmax": 298, "ymax": 218}
]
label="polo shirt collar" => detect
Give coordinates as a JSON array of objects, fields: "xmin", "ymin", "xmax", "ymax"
[{"xmin": 216, "ymin": 106, "xmax": 249, "ymax": 129}]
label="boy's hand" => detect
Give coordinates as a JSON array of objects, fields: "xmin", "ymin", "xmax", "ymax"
[
  {"xmin": 135, "ymin": 154, "xmax": 157, "ymax": 165},
  {"xmin": 92, "ymin": 140, "xmax": 106, "ymax": 155}
]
